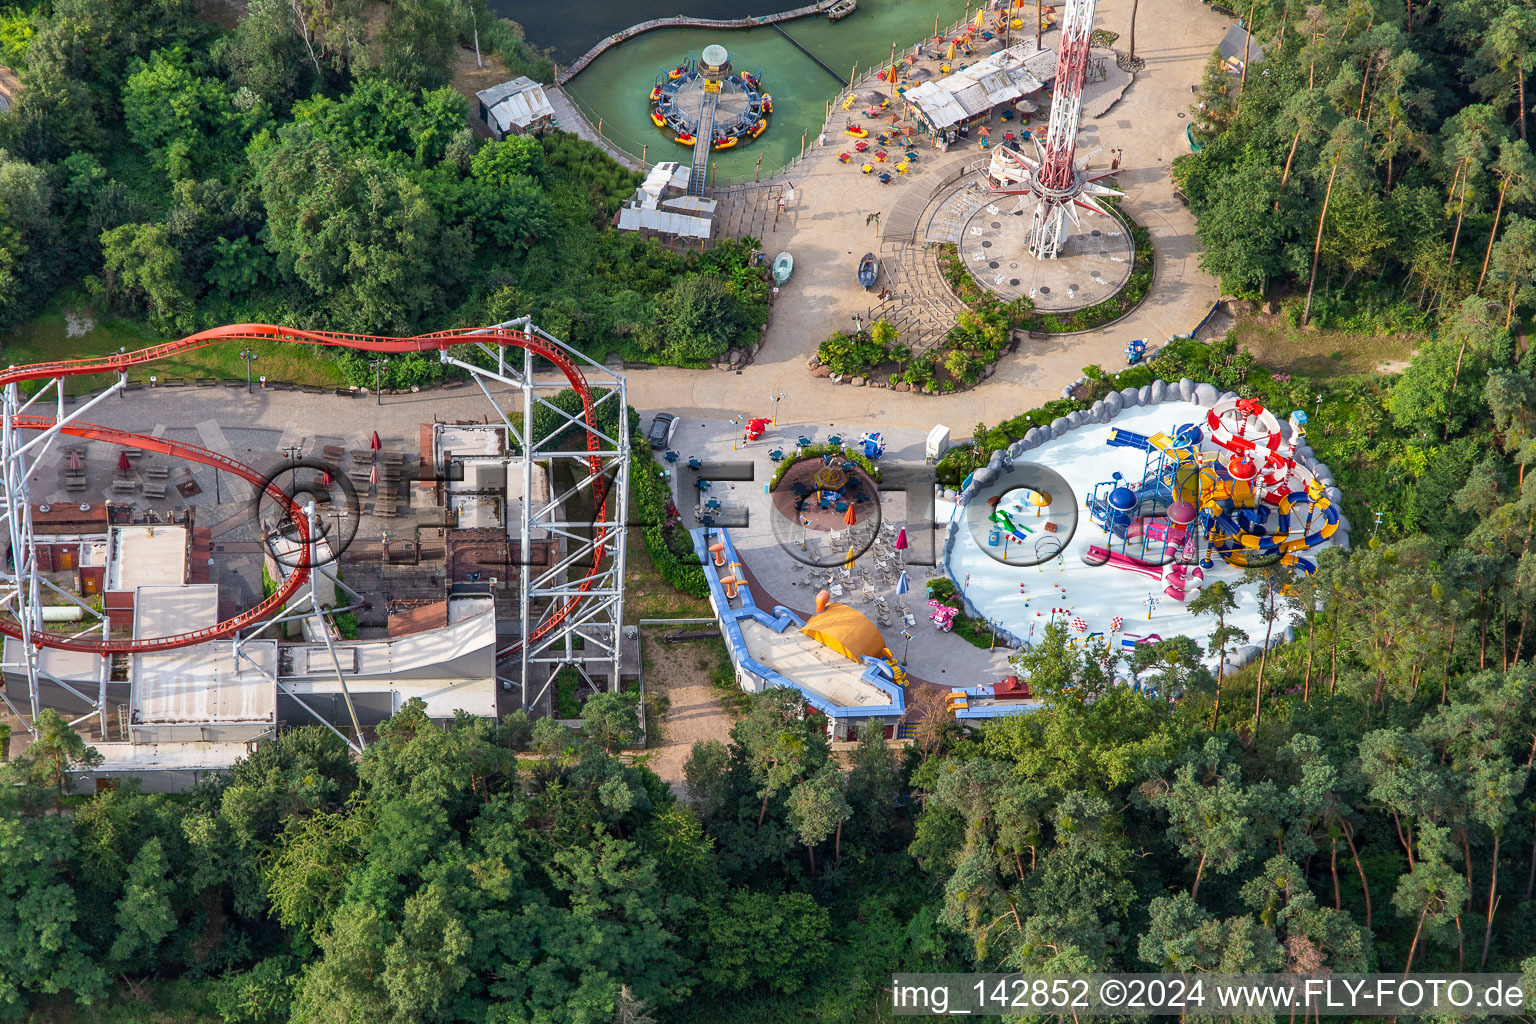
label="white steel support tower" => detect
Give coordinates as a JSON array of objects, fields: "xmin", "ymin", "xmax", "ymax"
[
  {"xmin": 438, "ymin": 317, "xmax": 630, "ymax": 712},
  {"xmin": 0, "ymin": 374, "xmax": 126, "ymax": 737},
  {"xmin": 987, "ymin": 0, "xmax": 1121, "ymax": 258}
]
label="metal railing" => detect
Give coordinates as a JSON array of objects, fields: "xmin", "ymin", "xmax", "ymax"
[{"xmin": 557, "ymin": 10, "xmax": 990, "ymax": 184}]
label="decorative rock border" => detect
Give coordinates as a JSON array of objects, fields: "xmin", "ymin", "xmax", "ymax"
[{"xmin": 930, "ymin": 377, "xmax": 1352, "ymax": 675}]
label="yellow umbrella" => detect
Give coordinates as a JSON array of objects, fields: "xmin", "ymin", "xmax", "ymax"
[
  {"xmin": 945, "ymin": 40, "xmax": 956, "ymax": 61},
  {"xmin": 844, "ymin": 546, "xmax": 856, "ymax": 570},
  {"xmin": 974, "ymin": 8, "xmax": 985, "ymax": 28}
]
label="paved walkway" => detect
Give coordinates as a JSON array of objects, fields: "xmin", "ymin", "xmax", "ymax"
[
  {"xmin": 665, "ymin": 417, "xmax": 1017, "ymax": 690},
  {"xmin": 621, "ymin": 0, "xmax": 1227, "ymax": 429}
]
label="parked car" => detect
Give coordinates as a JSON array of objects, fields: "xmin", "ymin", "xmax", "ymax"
[{"xmin": 647, "ymin": 412, "xmax": 678, "ymax": 449}]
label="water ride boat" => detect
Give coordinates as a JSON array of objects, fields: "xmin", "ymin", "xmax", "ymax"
[
  {"xmin": 846, "ymin": 125, "xmax": 869, "ymax": 138},
  {"xmin": 713, "ymin": 135, "xmax": 739, "ymax": 150},
  {"xmin": 773, "ymin": 252, "xmax": 793, "ymax": 284},
  {"xmin": 651, "ymin": 110, "xmax": 667, "ymax": 127},
  {"xmin": 762, "ymin": 93, "xmax": 773, "ymax": 113},
  {"xmin": 650, "ymin": 84, "xmax": 663, "ymax": 102},
  {"xmin": 750, "ymin": 119, "xmax": 768, "ymax": 138},
  {"xmin": 676, "ymin": 133, "xmax": 696, "ymax": 146},
  {"xmin": 857, "ymin": 252, "xmax": 879, "ymax": 289}
]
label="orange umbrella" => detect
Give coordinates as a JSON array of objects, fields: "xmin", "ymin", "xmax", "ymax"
[
  {"xmin": 885, "ymin": 63, "xmax": 899, "ymax": 83},
  {"xmin": 843, "ymin": 504, "xmax": 857, "ymax": 526}
]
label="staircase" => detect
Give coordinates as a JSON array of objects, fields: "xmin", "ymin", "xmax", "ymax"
[{"xmin": 880, "ymin": 242, "xmax": 969, "ymax": 354}]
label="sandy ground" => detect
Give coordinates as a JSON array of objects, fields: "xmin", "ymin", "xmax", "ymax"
[{"xmin": 642, "ymin": 630, "xmax": 737, "ymax": 795}]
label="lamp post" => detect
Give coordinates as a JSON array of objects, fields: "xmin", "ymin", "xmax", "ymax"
[
  {"xmin": 850, "ymin": 313, "xmax": 865, "ymax": 334},
  {"xmin": 770, "ymin": 391, "xmax": 786, "ymax": 426},
  {"xmin": 240, "ymin": 349, "xmax": 258, "ymax": 393},
  {"xmin": 370, "ymin": 358, "xmax": 390, "ymax": 405},
  {"xmin": 901, "ymin": 628, "xmax": 913, "ymax": 666}
]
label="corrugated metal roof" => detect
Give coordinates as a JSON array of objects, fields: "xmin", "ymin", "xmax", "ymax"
[
  {"xmin": 661, "ymin": 195, "xmax": 717, "ymax": 214},
  {"xmin": 617, "ymin": 206, "xmax": 713, "ymax": 239},
  {"xmin": 905, "ymin": 42, "xmax": 1046, "ymax": 131},
  {"xmin": 484, "ymin": 78, "xmax": 555, "ymax": 134},
  {"xmin": 476, "ymin": 76, "xmax": 536, "ymax": 108}
]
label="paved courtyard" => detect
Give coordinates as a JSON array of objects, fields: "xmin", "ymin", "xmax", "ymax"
[{"xmin": 624, "ymin": 0, "xmax": 1229, "ymax": 426}]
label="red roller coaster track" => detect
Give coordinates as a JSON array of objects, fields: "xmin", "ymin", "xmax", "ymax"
[{"xmin": 1, "ymin": 324, "xmax": 610, "ymax": 657}]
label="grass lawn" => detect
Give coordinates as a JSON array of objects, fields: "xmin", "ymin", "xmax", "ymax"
[
  {"xmin": 1232, "ymin": 315, "xmax": 1422, "ymax": 376},
  {"xmin": 1, "ymin": 312, "xmax": 349, "ymax": 394},
  {"xmin": 624, "ymin": 526, "xmax": 714, "ymax": 621}
]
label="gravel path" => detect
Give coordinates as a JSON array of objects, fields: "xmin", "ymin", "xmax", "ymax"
[{"xmin": 643, "ymin": 631, "xmax": 737, "ymax": 797}]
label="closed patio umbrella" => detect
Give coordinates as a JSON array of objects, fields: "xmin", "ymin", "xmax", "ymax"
[
  {"xmin": 117, "ymin": 451, "xmax": 130, "ymax": 472},
  {"xmin": 843, "ymin": 504, "xmax": 857, "ymax": 527},
  {"xmin": 897, "ymin": 570, "xmax": 910, "ymax": 595},
  {"xmin": 69, "ymin": 450, "xmax": 81, "ymax": 471},
  {"xmin": 895, "ymin": 527, "xmax": 909, "ymax": 551},
  {"xmin": 370, "ymin": 431, "xmax": 381, "ymax": 450}
]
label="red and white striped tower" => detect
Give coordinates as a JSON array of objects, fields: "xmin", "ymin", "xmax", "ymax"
[{"xmin": 987, "ymin": 0, "xmax": 1121, "ymax": 259}]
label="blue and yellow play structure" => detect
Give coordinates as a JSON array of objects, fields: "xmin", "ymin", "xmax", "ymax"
[{"xmin": 1086, "ymin": 398, "xmax": 1340, "ymax": 590}]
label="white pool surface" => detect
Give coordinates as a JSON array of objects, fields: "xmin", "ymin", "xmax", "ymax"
[{"xmin": 942, "ymin": 402, "xmax": 1330, "ymax": 665}]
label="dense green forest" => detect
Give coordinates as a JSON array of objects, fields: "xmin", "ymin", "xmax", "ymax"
[
  {"xmin": 1179, "ymin": 0, "xmax": 1536, "ymax": 331},
  {"xmin": 0, "ymin": 0, "xmax": 769, "ymax": 378}
]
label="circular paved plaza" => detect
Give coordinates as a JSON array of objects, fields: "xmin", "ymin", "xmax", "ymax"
[
  {"xmin": 958, "ymin": 199, "xmax": 1134, "ymax": 312},
  {"xmin": 672, "ymin": 76, "xmax": 758, "ymax": 137}
]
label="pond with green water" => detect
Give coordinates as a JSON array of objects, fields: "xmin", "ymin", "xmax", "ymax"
[{"xmin": 563, "ymin": 0, "xmax": 974, "ymax": 180}]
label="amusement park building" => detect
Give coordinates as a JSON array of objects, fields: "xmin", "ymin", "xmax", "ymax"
[
  {"xmin": 476, "ymin": 76, "xmax": 557, "ymax": 138},
  {"xmin": 615, "ymin": 162, "xmax": 716, "ymax": 245},
  {"xmin": 903, "ymin": 41, "xmax": 1056, "ymax": 136}
]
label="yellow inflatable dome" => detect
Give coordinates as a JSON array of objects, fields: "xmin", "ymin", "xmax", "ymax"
[{"xmin": 801, "ymin": 603, "xmax": 888, "ymax": 663}]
